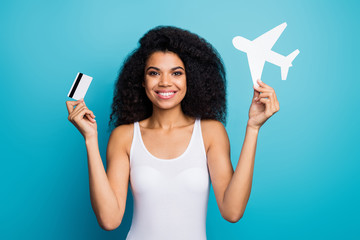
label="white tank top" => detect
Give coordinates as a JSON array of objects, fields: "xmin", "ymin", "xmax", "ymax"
[{"xmin": 126, "ymin": 118, "xmax": 210, "ymax": 240}]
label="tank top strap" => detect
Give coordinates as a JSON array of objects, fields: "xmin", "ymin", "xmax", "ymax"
[
  {"xmin": 193, "ymin": 118, "xmax": 207, "ymax": 159},
  {"xmin": 129, "ymin": 121, "xmax": 141, "ymax": 165}
]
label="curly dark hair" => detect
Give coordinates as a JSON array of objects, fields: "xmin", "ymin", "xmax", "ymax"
[{"xmin": 108, "ymin": 26, "xmax": 227, "ymax": 131}]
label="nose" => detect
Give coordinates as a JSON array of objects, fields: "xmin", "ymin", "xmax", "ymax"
[{"xmin": 159, "ymin": 74, "xmax": 172, "ymax": 87}]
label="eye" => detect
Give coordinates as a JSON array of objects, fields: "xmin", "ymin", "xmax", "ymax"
[
  {"xmin": 173, "ymin": 71, "xmax": 183, "ymax": 76},
  {"xmin": 148, "ymin": 71, "xmax": 159, "ymax": 76}
]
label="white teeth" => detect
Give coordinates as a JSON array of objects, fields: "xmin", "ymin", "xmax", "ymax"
[{"xmin": 158, "ymin": 92, "xmax": 175, "ymax": 96}]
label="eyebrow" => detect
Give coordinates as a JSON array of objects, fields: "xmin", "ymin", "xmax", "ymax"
[{"xmin": 146, "ymin": 66, "xmax": 185, "ymax": 72}]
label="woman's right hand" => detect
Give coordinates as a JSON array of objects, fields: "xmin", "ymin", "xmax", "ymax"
[{"xmin": 66, "ymin": 98, "xmax": 98, "ymax": 140}]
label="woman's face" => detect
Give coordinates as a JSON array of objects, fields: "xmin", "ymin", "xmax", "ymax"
[{"xmin": 143, "ymin": 51, "xmax": 186, "ymax": 110}]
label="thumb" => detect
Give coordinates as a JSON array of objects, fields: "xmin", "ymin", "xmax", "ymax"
[{"xmin": 252, "ymin": 88, "xmax": 260, "ymax": 99}]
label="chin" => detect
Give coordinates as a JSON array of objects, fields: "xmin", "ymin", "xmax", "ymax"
[{"xmin": 154, "ymin": 102, "xmax": 182, "ymax": 110}]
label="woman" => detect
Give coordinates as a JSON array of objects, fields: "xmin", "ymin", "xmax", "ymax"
[{"xmin": 66, "ymin": 26, "xmax": 279, "ymax": 239}]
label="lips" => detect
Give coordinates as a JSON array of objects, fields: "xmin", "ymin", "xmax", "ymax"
[
  {"xmin": 155, "ymin": 90, "xmax": 177, "ymax": 93},
  {"xmin": 155, "ymin": 90, "xmax": 177, "ymax": 99}
]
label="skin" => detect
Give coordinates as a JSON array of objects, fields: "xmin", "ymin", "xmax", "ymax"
[
  {"xmin": 65, "ymin": 50, "xmax": 279, "ymax": 230},
  {"xmin": 139, "ymin": 51, "xmax": 196, "ymax": 159}
]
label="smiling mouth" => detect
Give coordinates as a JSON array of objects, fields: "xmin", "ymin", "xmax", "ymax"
[{"xmin": 155, "ymin": 91, "xmax": 177, "ymax": 99}]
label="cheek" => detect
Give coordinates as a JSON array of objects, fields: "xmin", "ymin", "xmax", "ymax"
[
  {"xmin": 142, "ymin": 80, "xmax": 153, "ymax": 98},
  {"xmin": 183, "ymin": 82, "xmax": 187, "ymax": 95},
  {"xmin": 177, "ymin": 78, "xmax": 187, "ymax": 92},
  {"xmin": 143, "ymin": 79, "xmax": 154, "ymax": 91}
]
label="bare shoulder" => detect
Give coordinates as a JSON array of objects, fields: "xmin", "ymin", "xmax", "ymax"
[
  {"xmin": 200, "ymin": 119, "xmax": 229, "ymax": 153},
  {"xmin": 107, "ymin": 123, "xmax": 134, "ymax": 159},
  {"xmin": 200, "ymin": 119, "xmax": 227, "ymax": 137}
]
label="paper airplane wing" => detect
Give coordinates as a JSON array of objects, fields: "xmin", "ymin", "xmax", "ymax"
[
  {"xmin": 247, "ymin": 53, "xmax": 265, "ymax": 87},
  {"xmin": 252, "ymin": 22, "xmax": 287, "ymax": 51}
]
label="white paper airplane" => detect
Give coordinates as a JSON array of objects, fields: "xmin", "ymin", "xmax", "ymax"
[{"xmin": 232, "ymin": 22, "xmax": 299, "ymax": 87}]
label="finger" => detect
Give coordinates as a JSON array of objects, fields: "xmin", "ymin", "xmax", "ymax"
[
  {"xmin": 258, "ymin": 93, "xmax": 278, "ymax": 116},
  {"xmin": 261, "ymin": 84, "xmax": 279, "ymax": 111},
  {"xmin": 69, "ymin": 102, "xmax": 86, "ymax": 119},
  {"xmin": 273, "ymin": 90, "xmax": 280, "ymax": 111},
  {"xmin": 85, "ymin": 113, "xmax": 96, "ymax": 122},
  {"xmin": 69, "ymin": 105, "xmax": 91, "ymax": 122},
  {"xmin": 257, "ymin": 80, "xmax": 280, "ymax": 112},
  {"xmin": 256, "ymin": 79, "xmax": 274, "ymax": 92},
  {"xmin": 82, "ymin": 110, "xmax": 96, "ymax": 123},
  {"xmin": 85, "ymin": 111, "xmax": 95, "ymax": 119},
  {"xmin": 254, "ymin": 84, "xmax": 273, "ymax": 93},
  {"xmin": 66, "ymin": 99, "xmax": 83, "ymax": 115},
  {"xmin": 257, "ymin": 79, "xmax": 271, "ymax": 88},
  {"xmin": 74, "ymin": 108, "xmax": 94, "ymax": 122},
  {"xmin": 258, "ymin": 92, "xmax": 276, "ymax": 112},
  {"xmin": 252, "ymin": 88, "xmax": 260, "ymax": 101},
  {"xmin": 258, "ymin": 98, "xmax": 273, "ymax": 117}
]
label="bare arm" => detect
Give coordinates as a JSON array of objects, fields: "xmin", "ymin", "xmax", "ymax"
[
  {"xmin": 85, "ymin": 124, "xmax": 132, "ymax": 231},
  {"xmin": 206, "ymin": 80, "xmax": 279, "ymax": 223},
  {"xmin": 221, "ymin": 125, "xmax": 259, "ymax": 222},
  {"xmin": 66, "ymin": 99, "xmax": 130, "ymax": 230},
  {"xmin": 85, "ymin": 136, "xmax": 122, "ymax": 231},
  {"xmin": 206, "ymin": 120, "xmax": 259, "ymax": 223}
]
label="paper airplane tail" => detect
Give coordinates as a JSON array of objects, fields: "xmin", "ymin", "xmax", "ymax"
[
  {"xmin": 280, "ymin": 66, "xmax": 289, "ymax": 80},
  {"xmin": 281, "ymin": 49, "xmax": 300, "ymax": 80},
  {"xmin": 286, "ymin": 49, "xmax": 300, "ymax": 66}
]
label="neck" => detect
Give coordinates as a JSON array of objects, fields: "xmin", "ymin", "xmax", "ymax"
[{"xmin": 147, "ymin": 104, "xmax": 193, "ymax": 129}]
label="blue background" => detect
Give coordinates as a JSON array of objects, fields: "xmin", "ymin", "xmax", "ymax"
[{"xmin": 1, "ymin": 0, "xmax": 359, "ymax": 239}]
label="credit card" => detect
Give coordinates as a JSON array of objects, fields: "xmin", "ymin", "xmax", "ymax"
[{"xmin": 67, "ymin": 72, "xmax": 93, "ymax": 100}]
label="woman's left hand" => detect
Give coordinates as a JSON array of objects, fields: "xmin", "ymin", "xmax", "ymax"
[{"xmin": 247, "ymin": 79, "xmax": 280, "ymax": 130}]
